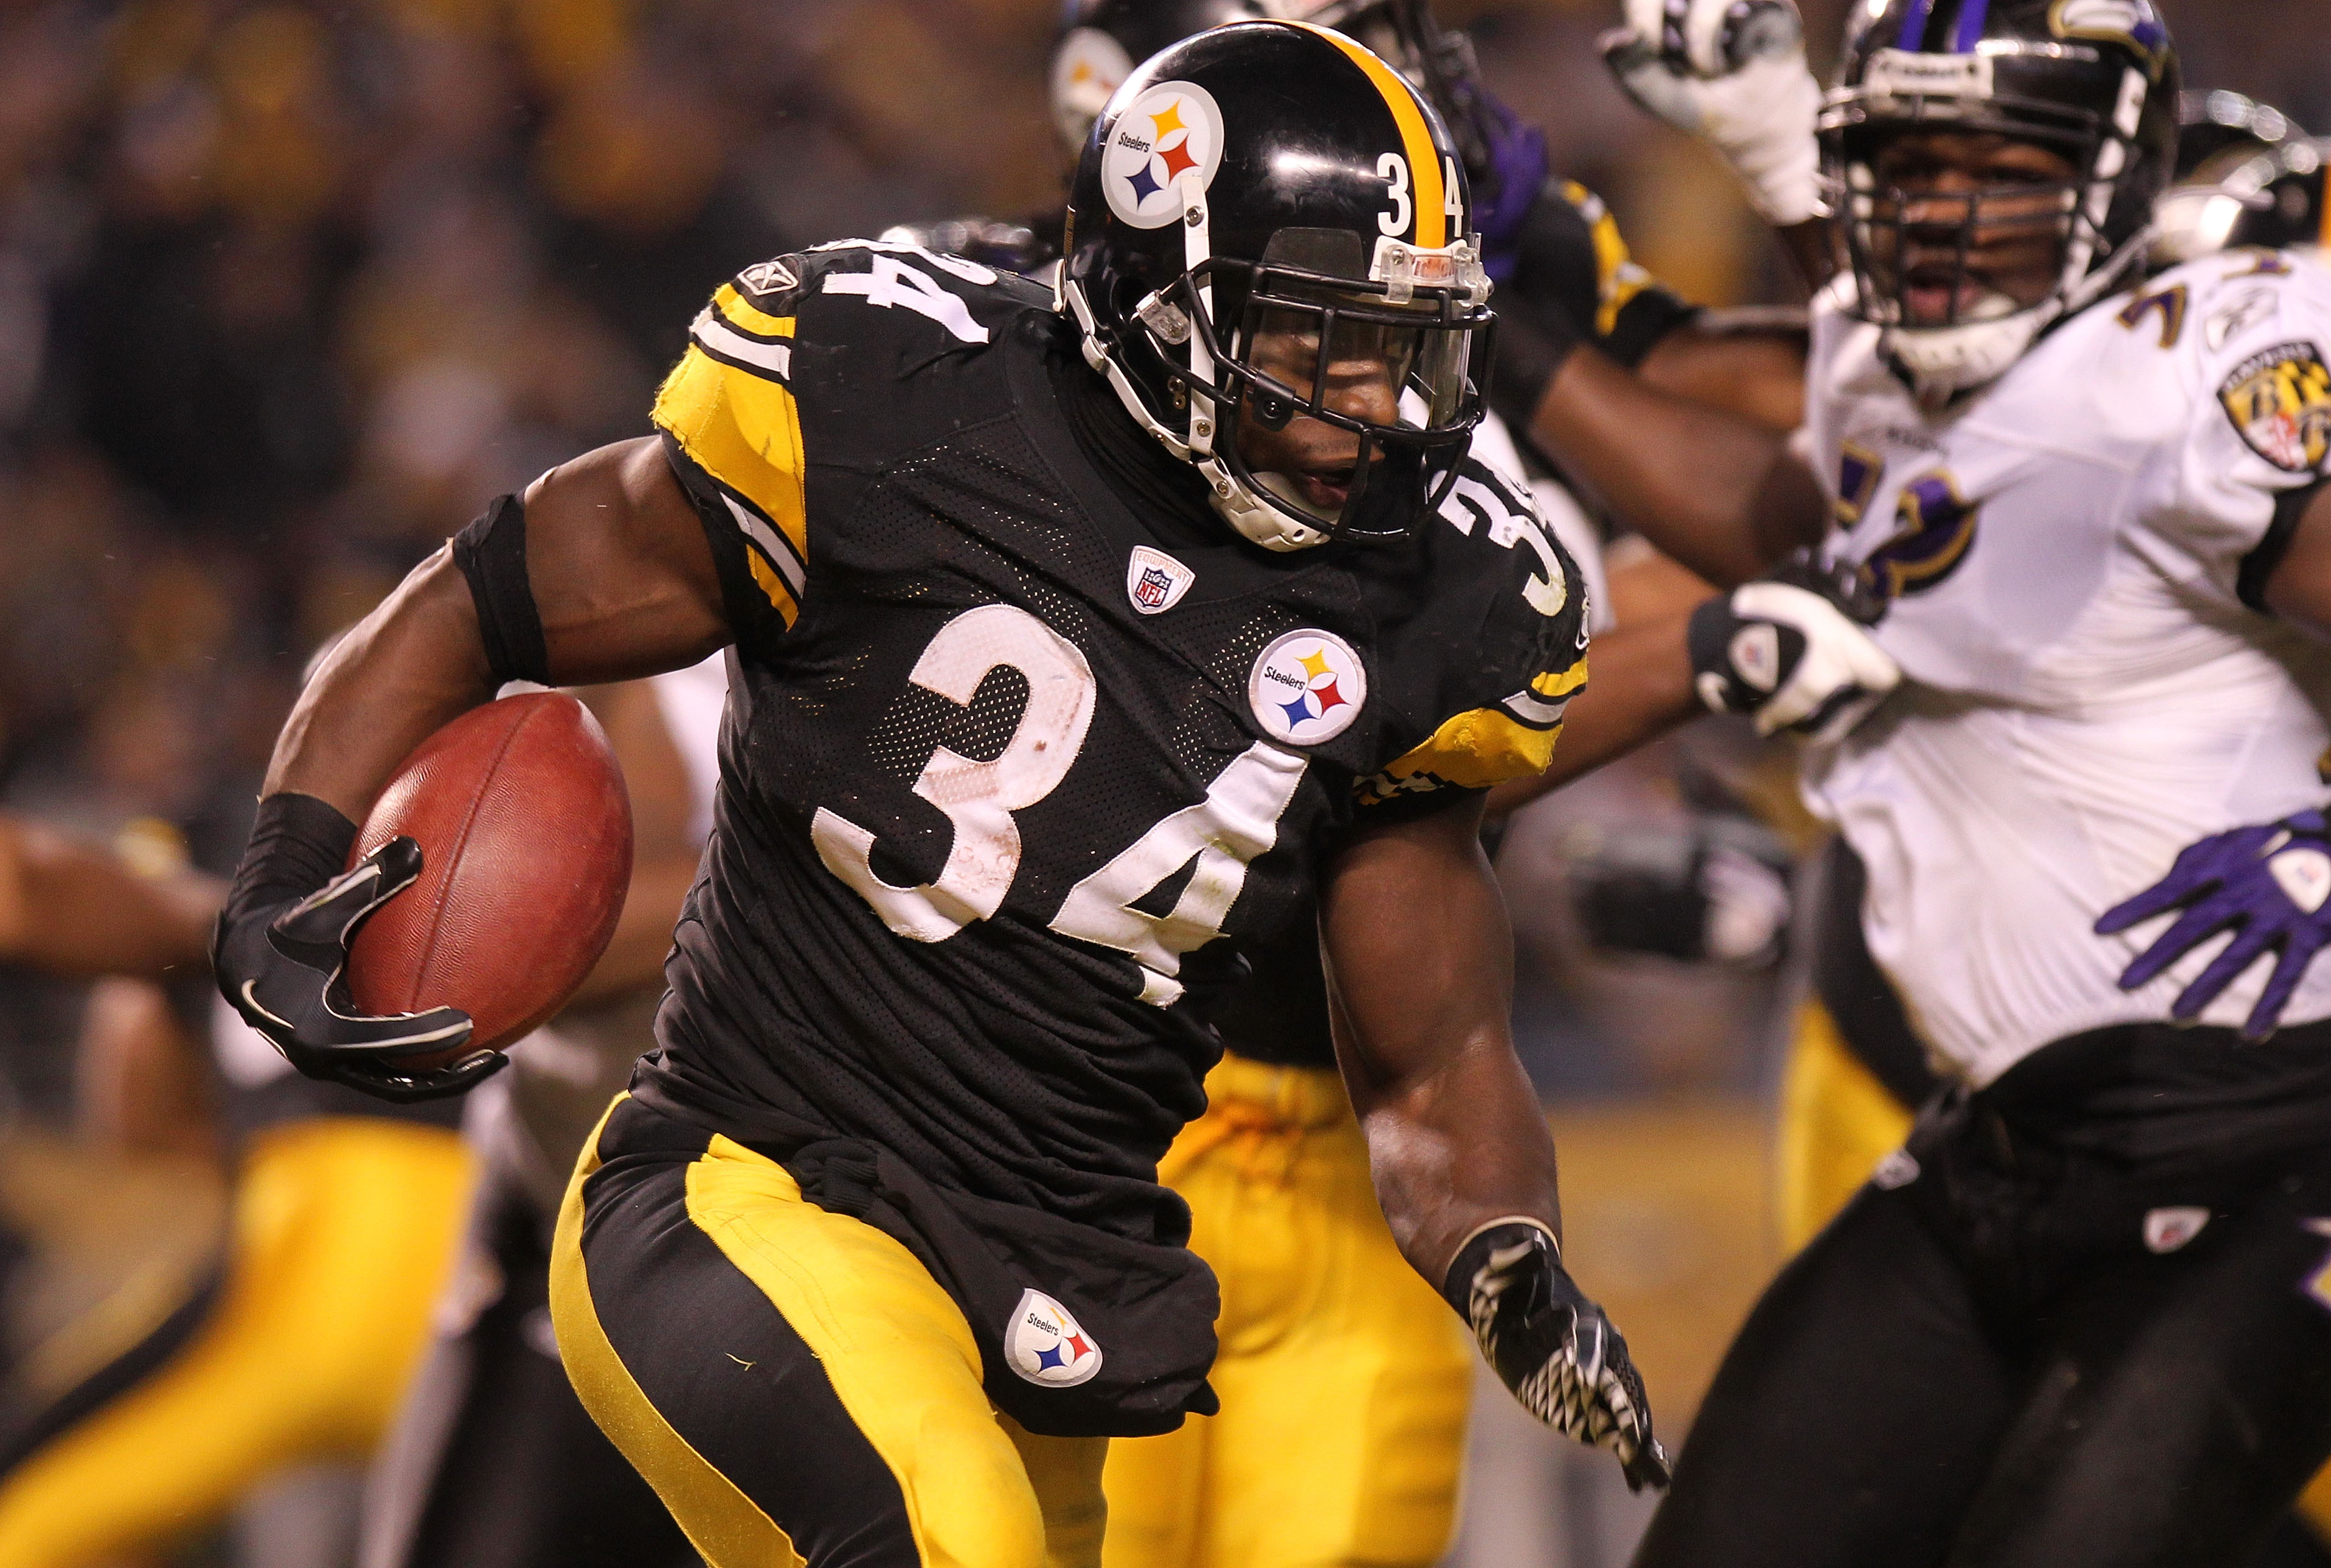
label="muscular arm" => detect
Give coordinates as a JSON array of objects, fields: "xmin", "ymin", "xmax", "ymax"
[
  {"xmin": 1321, "ymin": 794, "xmax": 1561, "ymax": 1279},
  {"xmin": 1636, "ymin": 314, "xmax": 1807, "ymax": 432},
  {"xmin": 267, "ymin": 437, "xmax": 728, "ymax": 821},
  {"xmin": 1527, "ymin": 344, "xmax": 1825, "ymax": 589}
]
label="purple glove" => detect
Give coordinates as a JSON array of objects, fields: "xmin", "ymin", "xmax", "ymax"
[
  {"xmin": 1474, "ymin": 91, "xmax": 1548, "ymax": 285},
  {"xmin": 2095, "ymin": 809, "xmax": 2331, "ymax": 1040}
]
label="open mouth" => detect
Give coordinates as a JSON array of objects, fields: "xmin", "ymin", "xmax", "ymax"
[{"xmin": 1898, "ymin": 256, "xmax": 1983, "ymax": 324}]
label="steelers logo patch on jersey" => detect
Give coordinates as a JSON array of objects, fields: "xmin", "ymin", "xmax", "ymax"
[
  {"xmin": 1249, "ymin": 629, "xmax": 1367, "ymax": 745},
  {"xmin": 1103, "ymin": 81, "xmax": 1225, "ymax": 230},
  {"xmin": 2219, "ymin": 340, "xmax": 2331, "ymax": 473},
  {"xmin": 1005, "ymin": 1288, "xmax": 1104, "ymax": 1387}
]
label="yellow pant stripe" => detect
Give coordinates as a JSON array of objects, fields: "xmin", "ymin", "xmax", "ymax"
[{"xmin": 549, "ymin": 1108, "xmax": 804, "ymax": 1568}]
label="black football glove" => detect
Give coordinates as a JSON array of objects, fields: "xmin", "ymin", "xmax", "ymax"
[
  {"xmin": 1446, "ymin": 1220, "xmax": 1671, "ymax": 1492},
  {"xmin": 1688, "ymin": 552, "xmax": 1899, "ymax": 744},
  {"xmin": 212, "ymin": 793, "xmax": 500, "ymax": 1103}
]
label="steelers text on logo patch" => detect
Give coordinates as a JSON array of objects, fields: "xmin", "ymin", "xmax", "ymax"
[
  {"xmin": 1004, "ymin": 1288, "xmax": 1104, "ymax": 1388},
  {"xmin": 2220, "ymin": 340, "xmax": 2331, "ymax": 473},
  {"xmin": 1102, "ymin": 81, "xmax": 1225, "ymax": 230},
  {"xmin": 1249, "ymin": 630, "xmax": 1367, "ymax": 746}
]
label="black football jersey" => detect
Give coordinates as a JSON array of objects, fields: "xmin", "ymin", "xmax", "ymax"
[{"xmin": 633, "ymin": 241, "xmax": 1587, "ymax": 1245}]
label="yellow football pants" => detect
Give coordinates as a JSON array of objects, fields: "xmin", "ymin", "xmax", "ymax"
[
  {"xmin": 552, "ymin": 1094, "xmax": 1108, "ymax": 1568},
  {"xmin": 1774, "ymin": 1000, "xmax": 1917, "ymax": 1257},
  {"xmin": 0, "ymin": 1116, "xmax": 471, "ymax": 1568},
  {"xmin": 1101, "ymin": 1055, "xmax": 1473, "ymax": 1568}
]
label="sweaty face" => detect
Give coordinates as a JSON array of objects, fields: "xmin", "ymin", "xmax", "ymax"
[{"xmin": 1866, "ymin": 130, "xmax": 2081, "ymax": 328}]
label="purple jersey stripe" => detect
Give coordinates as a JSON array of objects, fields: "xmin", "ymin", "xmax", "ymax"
[
  {"xmin": 1896, "ymin": 0, "xmax": 1935, "ymax": 50},
  {"xmin": 1952, "ymin": 0, "xmax": 1992, "ymax": 52}
]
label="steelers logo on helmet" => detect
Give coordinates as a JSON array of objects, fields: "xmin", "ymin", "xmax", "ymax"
[
  {"xmin": 1249, "ymin": 630, "xmax": 1368, "ymax": 746},
  {"xmin": 1102, "ymin": 81, "xmax": 1226, "ymax": 230},
  {"xmin": 1004, "ymin": 1288, "xmax": 1104, "ymax": 1388}
]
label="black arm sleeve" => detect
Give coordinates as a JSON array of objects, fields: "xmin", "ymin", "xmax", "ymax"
[{"xmin": 450, "ymin": 494, "xmax": 550, "ymax": 687}]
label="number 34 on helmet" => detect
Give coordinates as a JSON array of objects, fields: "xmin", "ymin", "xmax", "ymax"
[{"xmin": 1061, "ymin": 21, "xmax": 1494, "ymax": 552}]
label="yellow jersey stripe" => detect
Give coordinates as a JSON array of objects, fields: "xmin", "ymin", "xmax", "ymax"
[
  {"xmin": 712, "ymin": 283, "xmax": 796, "ymax": 341},
  {"xmin": 1289, "ymin": 22, "xmax": 1446, "ymax": 248},
  {"xmin": 1372, "ymin": 705, "xmax": 1563, "ymax": 794},
  {"xmin": 654, "ymin": 346, "xmax": 810, "ymax": 624},
  {"xmin": 1531, "ymin": 660, "xmax": 1590, "ymax": 700}
]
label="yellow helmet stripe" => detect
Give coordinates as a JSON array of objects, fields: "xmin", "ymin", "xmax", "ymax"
[{"xmin": 1283, "ymin": 21, "xmax": 1447, "ymax": 250}]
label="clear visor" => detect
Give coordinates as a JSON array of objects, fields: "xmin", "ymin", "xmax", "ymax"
[{"xmin": 1207, "ymin": 228, "xmax": 1489, "ymax": 537}]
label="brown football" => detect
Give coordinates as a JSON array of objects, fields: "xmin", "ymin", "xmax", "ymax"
[{"xmin": 345, "ymin": 692, "xmax": 633, "ymax": 1063}]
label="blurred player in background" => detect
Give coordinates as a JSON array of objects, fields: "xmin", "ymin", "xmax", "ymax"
[
  {"xmin": 0, "ymin": 823, "xmax": 472, "ymax": 1568},
  {"xmin": 359, "ymin": 664, "xmax": 721, "ymax": 1568},
  {"xmin": 1602, "ymin": 1, "xmax": 2331, "ymax": 1561}
]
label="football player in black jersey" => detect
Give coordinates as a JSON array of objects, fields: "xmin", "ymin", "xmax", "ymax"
[
  {"xmin": 1022, "ymin": 5, "xmax": 1822, "ymax": 1566},
  {"xmin": 212, "ymin": 22, "xmax": 1663, "ymax": 1566}
]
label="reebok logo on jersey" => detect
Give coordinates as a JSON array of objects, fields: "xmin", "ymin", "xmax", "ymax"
[
  {"xmin": 1005, "ymin": 1289, "xmax": 1103, "ymax": 1387},
  {"xmin": 2220, "ymin": 341, "xmax": 2331, "ymax": 473},
  {"xmin": 737, "ymin": 258, "xmax": 798, "ymax": 297},
  {"xmin": 1250, "ymin": 631, "xmax": 1367, "ymax": 745},
  {"xmin": 1126, "ymin": 546, "xmax": 1195, "ymax": 614}
]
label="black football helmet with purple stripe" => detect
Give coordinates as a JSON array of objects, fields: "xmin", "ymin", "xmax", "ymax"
[{"xmin": 1821, "ymin": 0, "xmax": 2181, "ymax": 396}]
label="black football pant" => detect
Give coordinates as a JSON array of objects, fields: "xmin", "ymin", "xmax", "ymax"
[
  {"xmin": 361, "ymin": 1146, "xmax": 699, "ymax": 1568},
  {"xmin": 1635, "ymin": 1102, "xmax": 2331, "ymax": 1568}
]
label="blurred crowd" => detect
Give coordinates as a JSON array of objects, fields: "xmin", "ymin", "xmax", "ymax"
[{"xmin": 1, "ymin": 0, "xmax": 2329, "ymax": 1120}]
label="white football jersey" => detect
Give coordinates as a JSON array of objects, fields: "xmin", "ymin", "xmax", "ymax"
[{"xmin": 1803, "ymin": 252, "xmax": 2331, "ymax": 1085}]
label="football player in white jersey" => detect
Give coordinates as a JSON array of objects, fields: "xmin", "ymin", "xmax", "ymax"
[{"xmin": 1602, "ymin": 1, "xmax": 2331, "ymax": 1562}]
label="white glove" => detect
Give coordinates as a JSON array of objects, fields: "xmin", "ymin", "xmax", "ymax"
[
  {"xmin": 1602, "ymin": 0, "xmax": 1825, "ymax": 227},
  {"xmin": 1689, "ymin": 581, "xmax": 1900, "ymax": 744}
]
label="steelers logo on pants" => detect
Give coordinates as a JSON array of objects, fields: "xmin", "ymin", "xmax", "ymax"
[
  {"xmin": 1249, "ymin": 630, "xmax": 1368, "ymax": 746},
  {"xmin": 1005, "ymin": 1288, "xmax": 1105, "ymax": 1388}
]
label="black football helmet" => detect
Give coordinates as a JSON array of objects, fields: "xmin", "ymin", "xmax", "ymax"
[
  {"xmin": 1062, "ymin": 21, "xmax": 1492, "ymax": 551},
  {"xmin": 1820, "ymin": 0, "xmax": 2180, "ymax": 398}
]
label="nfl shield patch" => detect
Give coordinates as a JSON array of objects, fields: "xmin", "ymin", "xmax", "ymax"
[
  {"xmin": 1126, "ymin": 545, "xmax": 1195, "ymax": 615},
  {"xmin": 2220, "ymin": 340, "xmax": 2331, "ymax": 473}
]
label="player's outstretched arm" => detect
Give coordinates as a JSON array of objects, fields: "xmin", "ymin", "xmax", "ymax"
[
  {"xmin": 0, "ymin": 816, "xmax": 221, "ymax": 980},
  {"xmin": 1321, "ymin": 795, "xmax": 1667, "ymax": 1488},
  {"xmin": 1522, "ymin": 345, "xmax": 1826, "ymax": 588},
  {"xmin": 216, "ymin": 437, "xmax": 729, "ymax": 1100}
]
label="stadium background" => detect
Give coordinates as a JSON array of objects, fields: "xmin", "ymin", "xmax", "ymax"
[{"xmin": 0, "ymin": 1, "xmax": 2322, "ymax": 1564}]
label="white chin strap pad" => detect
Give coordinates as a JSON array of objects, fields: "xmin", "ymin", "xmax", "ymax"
[{"xmin": 1884, "ymin": 307, "xmax": 2051, "ymax": 399}]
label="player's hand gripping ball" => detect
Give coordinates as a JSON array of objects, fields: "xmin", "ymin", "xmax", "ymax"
[
  {"xmin": 2097, "ymin": 809, "xmax": 2331, "ymax": 1040},
  {"xmin": 1446, "ymin": 1222, "xmax": 1671, "ymax": 1492},
  {"xmin": 215, "ymin": 693, "xmax": 632, "ymax": 1102},
  {"xmin": 1602, "ymin": 0, "xmax": 1823, "ymax": 225}
]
